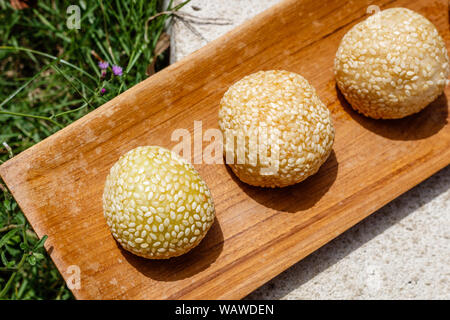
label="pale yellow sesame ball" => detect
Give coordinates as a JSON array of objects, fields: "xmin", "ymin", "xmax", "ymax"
[
  {"xmin": 103, "ymin": 146, "xmax": 215, "ymax": 259},
  {"xmin": 335, "ymin": 7, "xmax": 450, "ymax": 119},
  {"xmin": 218, "ymin": 70, "xmax": 335, "ymax": 188}
]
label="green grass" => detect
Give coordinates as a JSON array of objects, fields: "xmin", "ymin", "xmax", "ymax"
[{"xmin": 0, "ymin": 0, "xmax": 188, "ymax": 299}]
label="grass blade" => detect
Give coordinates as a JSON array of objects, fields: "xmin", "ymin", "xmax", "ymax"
[{"xmin": 0, "ymin": 228, "xmax": 19, "ymax": 250}]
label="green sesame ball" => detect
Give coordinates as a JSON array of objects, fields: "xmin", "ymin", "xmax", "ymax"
[{"xmin": 103, "ymin": 146, "xmax": 215, "ymax": 259}]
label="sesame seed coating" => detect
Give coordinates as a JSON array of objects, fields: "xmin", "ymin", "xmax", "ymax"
[
  {"xmin": 103, "ymin": 146, "xmax": 215, "ymax": 259},
  {"xmin": 335, "ymin": 8, "xmax": 449, "ymax": 119},
  {"xmin": 218, "ymin": 70, "xmax": 335, "ymax": 188}
]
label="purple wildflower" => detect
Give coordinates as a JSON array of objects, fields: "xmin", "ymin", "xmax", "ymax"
[
  {"xmin": 112, "ymin": 65, "xmax": 123, "ymax": 76},
  {"xmin": 101, "ymin": 70, "xmax": 107, "ymax": 78},
  {"xmin": 98, "ymin": 61, "xmax": 109, "ymax": 70},
  {"xmin": 100, "ymin": 88, "xmax": 106, "ymax": 94}
]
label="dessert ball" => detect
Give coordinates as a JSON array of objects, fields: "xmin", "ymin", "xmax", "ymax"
[
  {"xmin": 218, "ymin": 70, "xmax": 334, "ymax": 188},
  {"xmin": 103, "ymin": 146, "xmax": 215, "ymax": 259},
  {"xmin": 335, "ymin": 7, "xmax": 449, "ymax": 119}
]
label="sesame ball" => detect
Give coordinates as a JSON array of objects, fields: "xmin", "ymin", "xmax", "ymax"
[
  {"xmin": 335, "ymin": 8, "xmax": 450, "ymax": 119},
  {"xmin": 218, "ymin": 70, "xmax": 335, "ymax": 188},
  {"xmin": 103, "ymin": 146, "xmax": 215, "ymax": 259}
]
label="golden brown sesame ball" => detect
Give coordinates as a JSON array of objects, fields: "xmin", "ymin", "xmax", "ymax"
[
  {"xmin": 103, "ymin": 146, "xmax": 215, "ymax": 259},
  {"xmin": 218, "ymin": 70, "xmax": 335, "ymax": 188},
  {"xmin": 335, "ymin": 8, "xmax": 450, "ymax": 119}
]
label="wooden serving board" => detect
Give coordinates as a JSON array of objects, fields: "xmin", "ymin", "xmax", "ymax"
[{"xmin": 1, "ymin": 0, "xmax": 449, "ymax": 299}]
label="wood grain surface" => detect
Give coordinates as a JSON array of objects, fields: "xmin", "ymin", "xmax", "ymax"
[{"xmin": 1, "ymin": 0, "xmax": 449, "ymax": 299}]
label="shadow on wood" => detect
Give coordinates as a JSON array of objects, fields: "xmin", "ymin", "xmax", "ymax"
[
  {"xmin": 337, "ymin": 85, "xmax": 448, "ymax": 141},
  {"xmin": 245, "ymin": 165, "xmax": 450, "ymax": 299},
  {"xmin": 119, "ymin": 217, "xmax": 224, "ymax": 282},
  {"xmin": 225, "ymin": 150, "xmax": 339, "ymax": 213}
]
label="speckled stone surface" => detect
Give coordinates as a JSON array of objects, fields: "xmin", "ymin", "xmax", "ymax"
[
  {"xmin": 170, "ymin": 0, "xmax": 450, "ymax": 299},
  {"xmin": 168, "ymin": 0, "xmax": 280, "ymax": 63}
]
